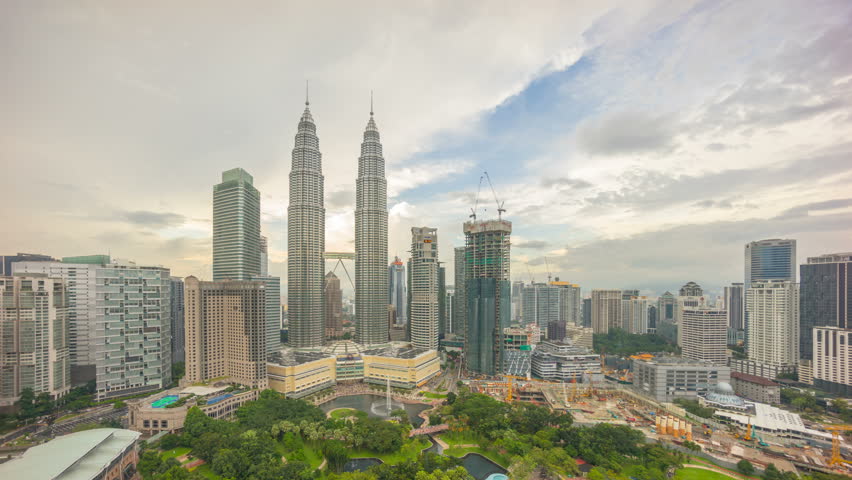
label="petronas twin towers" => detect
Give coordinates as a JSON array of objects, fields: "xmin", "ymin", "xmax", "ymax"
[{"xmin": 287, "ymin": 95, "xmax": 388, "ymax": 348}]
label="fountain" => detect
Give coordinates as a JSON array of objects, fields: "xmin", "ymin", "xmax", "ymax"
[{"xmin": 369, "ymin": 376, "xmax": 405, "ymax": 417}]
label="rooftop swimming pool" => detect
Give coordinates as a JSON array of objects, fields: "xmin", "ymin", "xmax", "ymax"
[{"xmin": 151, "ymin": 395, "xmax": 179, "ymax": 408}]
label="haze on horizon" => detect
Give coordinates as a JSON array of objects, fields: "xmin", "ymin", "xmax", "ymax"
[{"xmin": 2, "ymin": 1, "xmax": 851, "ymax": 300}]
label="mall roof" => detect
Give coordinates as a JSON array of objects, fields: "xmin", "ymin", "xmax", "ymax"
[{"xmin": 0, "ymin": 428, "xmax": 140, "ymax": 480}]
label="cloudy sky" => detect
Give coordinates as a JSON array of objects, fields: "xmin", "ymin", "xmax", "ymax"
[{"xmin": 3, "ymin": 1, "xmax": 851, "ymax": 300}]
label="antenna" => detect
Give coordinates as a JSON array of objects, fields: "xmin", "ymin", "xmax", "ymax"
[
  {"xmin": 370, "ymin": 90, "xmax": 374, "ymax": 116},
  {"xmin": 305, "ymin": 80, "xmax": 309, "ymax": 106},
  {"xmin": 483, "ymin": 171, "xmax": 506, "ymax": 219}
]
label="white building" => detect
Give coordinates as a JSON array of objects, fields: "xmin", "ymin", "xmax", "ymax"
[
  {"xmin": 591, "ymin": 289, "xmax": 621, "ymax": 334},
  {"xmin": 746, "ymin": 281, "xmax": 799, "ymax": 370},
  {"xmin": 813, "ymin": 326, "xmax": 851, "ymax": 396},
  {"xmin": 531, "ymin": 340, "xmax": 602, "ymax": 382},
  {"xmin": 681, "ymin": 308, "xmax": 727, "ymax": 365},
  {"xmin": 623, "ymin": 296, "xmax": 651, "ymax": 334},
  {"xmin": 409, "ymin": 227, "xmax": 439, "ymax": 350}
]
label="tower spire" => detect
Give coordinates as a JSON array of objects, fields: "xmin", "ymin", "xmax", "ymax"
[
  {"xmin": 305, "ymin": 80, "xmax": 310, "ymax": 106},
  {"xmin": 370, "ymin": 90, "xmax": 373, "ymax": 116}
]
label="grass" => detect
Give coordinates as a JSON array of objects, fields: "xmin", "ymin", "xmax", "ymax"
[
  {"xmin": 349, "ymin": 438, "xmax": 430, "ymax": 465},
  {"xmin": 161, "ymin": 447, "xmax": 191, "ymax": 462},
  {"xmin": 329, "ymin": 408, "xmax": 360, "ymax": 419},
  {"xmin": 56, "ymin": 412, "xmax": 82, "ymax": 422},
  {"xmin": 674, "ymin": 467, "xmax": 738, "ymax": 480},
  {"xmin": 438, "ymin": 430, "xmax": 481, "ymax": 446},
  {"xmin": 444, "ymin": 446, "xmax": 510, "ymax": 468},
  {"xmin": 420, "ymin": 391, "xmax": 448, "ymax": 399},
  {"xmin": 190, "ymin": 464, "xmax": 222, "ymax": 480},
  {"xmin": 276, "ymin": 438, "xmax": 323, "ymax": 469}
]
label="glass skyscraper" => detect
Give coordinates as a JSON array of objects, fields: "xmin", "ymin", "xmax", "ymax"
[
  {"xmin": 800, "ymin": 253, "xmax": 851, "ymax": 361},
  {"xmin": 744, "ymin": 239, "xmax": 796, "ymax": 289},
  {"xmin": 213, "ymin": 168, "xmax": 261, "ymax": 281},
  {"xmin": 388, "ymin": 257, "xmax": 407, "ymax": 326}
]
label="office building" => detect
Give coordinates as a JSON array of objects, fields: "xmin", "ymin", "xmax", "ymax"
[
  {"xmin": 799, "ymin": 253, "xmax": 851, "ymax": 372},
  {"xmin": 438, "ymin": 265, "xmax": 447, "ymax": 337},
  {"xmin": 252, "ymin": 275, "xmax": 281, "ymax": 356},
  {"xmin": 522, "ymin": 283, "xmax": 561, "ymax": 328},
  {"xmin": 632, "ymin": 356, "xmax": 731, "ymax": 403},
  {"xmin": 0, "ymin": 253, "xmax": 56, "ymax": 276},
  {"xmin": 0, "ymin": 275, "xmax": 70, "ymax": 407},
  {"xmin": 531, "ymin": 340, "xmax": 602, "ymax": 382},
  {"xmin": 746, "ymin": 281, "xmax": 799, "ymax": 372},
  {"xmin": 582, "ymin": 297, "xmax": 591, "ymax": 328},
  {"xmin": 453, "ymin": 246, "xmax": 467, "ymax": 335},
  {"xmin": 724, "ymin": 283, "xmax": 744, "ymax": 331},
  {"xmin": 623, "ymin": 296, "xmax": 651, "ymax": 334},
  {"xmin": 324, "ymin": 272, "xmax": 343, "ymax": 339},
  {"xmin": 355, "ymin": 106, "xmax": 388, "ymax": 345},
  {"xmin": 591, "ymin": 289, "xmax": 621, "ymax": 334},
  {"xmin": 0, "ymin": 428, "xmax": 141, "ymax": 480},
  {"xmin": 813, "ymin": 326, "xmax": 851, "ymax": 396},
  {"xmin": 388, "ymin": 256, "xmax": 407, "ymax": 327},
  {"xmin": 658, "ymin": 291, "xmax": 676, "ymax": 324},
  {"xmin": 464, "ymin": 219, "xmax": 512, "ymax": 375},
  {"xmin": 184, "ymin": 276, "xmax": 267, "ymax": 389},
  {"xmin": 744, "ymin": 239, "xmax": 796, "ymax": 289},
  {"xmin": 213, "ymin": 168, "xmax": 261, "ymax": 281},
  {"xmin": 169, "ymin": 277, "xmax": 185, "ymax": 364},
  {"xmin": 730, "ymin": 372, "xmax": 781, "ymax": 404},
  {"xmin": 259, "ymin": 235, "xmax": 269, "ymax": 276},
  {"xmin": 512, "ymin": 280, "xmax": 524, "ymax": 323},
  {"xmin": 552, "ymin": 279, "xmax": 581, "ymax": 325},
  {"xmin": 445, "ymin": 288, "xmax": 455, "ymax": 334},
  {"xmin": 680, "ymin": 308, "xmax": 727, "ymax": 365},
  {"xmin": 288, "ymin": 100, "xmax": 326, "ymax": 348},
  {"xmin": 648, "ymin": 305, "xmax": 658, "ymax": 333},
  {"xmin": 409, "ymin": 227, "xmax": 439, "ymax": 350},
  {"xmin": 679, "ymin": 281, "xmax": 703, "ymax": 297}
]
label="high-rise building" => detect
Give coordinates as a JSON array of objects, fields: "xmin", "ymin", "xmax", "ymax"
[
  {"xmin": 213, "ymin": 168, "xmax": 261, "ymax": 281},
  {"xmin": 552, "ymin": 280, "xmax": 581, "ymax": 326},
  {"xmin": 0, "ymin": 275, "xmax": 70, "ymax": 407},
  {"xmin": 438, "ymin": 266, "xmax": 447, "ymax": 338},
  {"xmin": 388, "ymin": 257, "xmax": 406, "ymax": 327},
  {"xmin": 744, "ymin": 239, "xmax": 796, "ymax": 289},
  {"xmin": 591, "ymin": 289, "xmax": 621, "ymax": 334},
  {"xmin": 184, "ymin": 276, "xmax": 267, "ymax": 388},
  {"xmin": 582, "ymin": 298, "xmax": 591, "ymax": 328},
  {"xmin": 445, "ymin": 288, "xmax": 455, "ymax": 334},
  {"xmin": 522, "ymin": 283, "xmax": 561, "ymax": 328},
  {"xmin": 724, "ymin": 283, "xmax": 744, "ymax": 331},
  {"xmin": 355, "ymin": 106, "xmax": 388, "ymax": 345},
  {"xmin": 679, "ymin": 282, "xmax": 703, "ymax": 297},
  {"xmin": 287, "ymin": 100, "xmax": 326, "ymax": 348},
  {"xmin": 464, "ymin": 219, "xmax": 512, "ymax": 375},
  {"xmin": 324, "ymin": 272, "xmax": 343, "ymax": 339},
  {"xmin": 259, "ymin": 235, "xmax": 269, "ymax": 276},
  {"xmin": 15, "ymin": 257, "xmax": 171, "ymax": 399},
  {"xmin": 746, "ymin": 281, "xmax": 799, "ymax": 371},
  {"xmin": 799, "ymin": 253, "xmax": 851, "ymax": 362},
  {"xmin": 409, "ymin": 227, "xmax": 439, "ymax": 350},
  {"xmin": 813, "ymin": 326, "xmax": 851, "ymax": 396},
  {"xmin": 252, "ymin": 275, "xmax": 281, "ymax": 356},
  {"xmin": 623, "ymin": 296, "xmax": 651, "ymax": 334},
  {"xmin": 453, "ymin": 247, "xmax": 467, "ymax": 335},
  {"xmin": 648, "ymin": 305, "xmax": 658, "ymax": 333},
  {"xmin": 680, "ymin": 308, "xmax": 727, "ymax": 365},
  {"xmin": 169, "ymin": 277, "xmax": 185, "ymax": 364},
  {"xmin": 512, "ymin": 280, "xmax": 524, "ymax": 323},
  {"xmin": 657, "ymin": 291, "xmax": 676, "ymax": 324},
  {"xmin": 0, "ymin": 253, "xmax": 56, "ymax": 276}
]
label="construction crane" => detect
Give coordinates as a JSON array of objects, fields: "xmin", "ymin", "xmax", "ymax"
[
  {"xmin": 526, "ymin": 264, "xmax": 535, "ymax": 283},
  {"xmin": 745, "ymin": 417, "xmax": 753, "ymax": 441},
  {"xmin": 825, "ymin": 425, "xmax": 852, "ymax": 466},
  {"xmin": 544, "ymin": 257, "xmax": 552, "ymax": 283},
  {"xmin": 483, "ymin": 171, "xmax": 506, "ymax": 219},
  {"xmin": 469, "ymin": 174, "xmax": 484, "ymax": 221}
]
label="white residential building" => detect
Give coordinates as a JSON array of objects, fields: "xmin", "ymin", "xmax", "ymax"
[
  {"xmin": 681, "ymin": 308, "xmax": 727, "ymax": 365},
  {"xmin": 409, "ymin": 227, "xmax": 439, "ymax": 350},
  {"xmin": 813, "ymin": 326, "xmax": 851, "ymax": 396},
  {"xmin": 746, "ymin": 281, "xmax": 799, "ymax": 369}
]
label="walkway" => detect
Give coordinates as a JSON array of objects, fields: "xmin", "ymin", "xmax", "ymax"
[{"xmin": 409, "ymin": 424, "xmax": 449, "ymax": 437}]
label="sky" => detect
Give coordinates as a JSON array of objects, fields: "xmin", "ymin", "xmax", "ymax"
[{"xmin": 2, "ymin": 1, "xmax": 851, "ymax": 301}]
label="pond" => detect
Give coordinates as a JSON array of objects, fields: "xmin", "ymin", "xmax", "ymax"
[
  {"xmin": 320, "ymin": 394, "xmax": 431, "ymax": 427},
  {"xmin": 461, "ymin": 453, "xmax": 507, "ymax": 480},
  {"xmin": 342, "ymin": 457, "xmax": 382, "ymax": 472}
]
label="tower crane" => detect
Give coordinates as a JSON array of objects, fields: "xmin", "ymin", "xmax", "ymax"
[
  {"xmin": 545, "ymin": 257, "xmax": 552, "ymax": 283},
  {"xmin": 825, "ymin": 425, "xmax": 852, "ymax": 466},
  {"xmin": 469, "ymin": 174, "xmax": 484, "ymax": 221},
  {"xmin": 483, "ymin": 171, "xmax": 506, "ymax": 219}
]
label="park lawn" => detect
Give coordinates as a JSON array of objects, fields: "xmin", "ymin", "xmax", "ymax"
[
  {"xmin": 674, "ymin": 467, "xmax": 738, "ymax": 480},
  {"xmin": 349, "ymin": 438, "xmax": 430, "ymax": 465},
  {"xmin": 438, "ymin": 430, "xmax": 481, "ymax": 446},
  {"xmin": 161, "ymin": 447, "xmax": 191, "ymax": 462},
  {"xmin": 329, "ymin": 408, "xmax": 359, "ymax": 419},
  {"xmin": 420, "ymin": 391, "xmax": 448, "ymax": 399},
  {"xmin": 190, "ymin": 464, "xmax": 222, "ymax": 480},
  {"xmin": 444, "ymin": 446, "xmax": 510, "ymax": 468}
]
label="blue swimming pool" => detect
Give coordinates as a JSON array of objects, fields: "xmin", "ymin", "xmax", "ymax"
[{"xmin": 151, "ymin": 395, "xmax": 179, "ymax": 408}]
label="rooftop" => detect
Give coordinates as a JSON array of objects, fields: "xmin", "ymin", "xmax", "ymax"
[
  {"xmin": 0, "ymin": 428, "xmax": 140, "ymax": 480},
  {"xmin": 363, "ymin": 345, "xmax": 434, "ymax": 359},
  {"xmin": 731, "ymin": 371, "xmax": 779, "ymax": 387},
  {"xmin": 634, "ymin": 356, "xmax": 720, "ymax": 367},
  {"xmin": 269, "ymin": 349, "xmax": 333, "ymax": 366}
]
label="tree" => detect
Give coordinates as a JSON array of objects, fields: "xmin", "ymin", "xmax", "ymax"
[
  {"xmin": 446, "ymin": 392, "xmax": 457, "ymax": 404},
  {"xmin": 138, "ymin": 450, "xmax": 163, "ymax": 479},
  {"xmin": 171, "ymin": 362, "xmax": 185, "ymax": 383},
  {"xmin": 322, "ymin": 440, "xmax": 349, "ymax": 473},
  {"xmin": 212, "ymin": 448, "xmax": 250, "ymax": 480},
  {"xmin": 738, "ymin": 459, "xmax": 755, "ymax": 475},
  {"xmin": 682, "ymin": 441, "xmax": 701, "ymax": 452}
]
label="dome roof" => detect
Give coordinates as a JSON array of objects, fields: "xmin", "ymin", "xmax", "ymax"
[
  {"xmin": 704, "ymin": 382, "xmax": 745, "ymax": 409},
  {"xmin": 716, "ymin": 382, "xmax": 734, "ymax": 394}
]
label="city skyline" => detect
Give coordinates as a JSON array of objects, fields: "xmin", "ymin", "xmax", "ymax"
[{"xmin": 3, "ymin": 2, "xmax": 852, "ymax": 298}]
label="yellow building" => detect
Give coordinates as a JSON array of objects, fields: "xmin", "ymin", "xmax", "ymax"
[
  {"xmin": 267, "ymin": 351, "xmax": 337, "ymax": 398},
  {"xmin": 362, "ymin": 346, "xmax": 440, "ymax": 389}
]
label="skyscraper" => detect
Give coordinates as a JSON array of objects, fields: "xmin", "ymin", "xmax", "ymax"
[
  {"xmin": 657, "ymin": 291, "xmax": 676, "ymax": 324},
  {"xmin": 681, "ymin": 308, "xmax": 727, "ymax": 365},
  {"xmin": 624, "ymin": 296, "xmax": 651, "ymax": 334},
  {"xmin": 799, "ymin": 253, "xmax": 851, "ymax": 362},
  {"xmin": 591, "ymin": 289, "xmax": 621, "ymax": 334},
  {"xmin": 582, "ymin": 298, "xmax": 592, "ymax": 328},
  {"xmin": 453, "ymin": 247, "xmax": 467, "ymax": 335},
  {"xmin": 553, "ymin": 280, "xmax": 582, "ymax": 326},
  {"xmin": 288, "ymin": 99, "xmax": 325, "ymax": 348},
  {"xmin": 169, "ymin": 276, "xmax": 185, "ymax": 364},
  {"xmin": 679, "ymin": 282, "xmax": 703, "ymax": 297},
  {"xmin": 438, "ymin": 265, "xmax": 447, "ymax": 337},
  {"xmin": 0, "ymin": 275, "xmax": 70, "ymax": 407},
  {"xmin": 464, "ymin": 219, "xmax": 512, "ymax": 375},
  {"xmin": 724, "ymin": 283, "xmax": 744, "ymax": 331},
  {"xmin": 355, "ymin": 104, "xmax": 388, "ymax": 345},
  {"xmin": 522, "ymin": 283, "xmax": 560, "ymax": 328},
  {"xmin": 409, "ymin": 227, "xmax": 439, "ymax": 350},
  {"xmin": 388, "ymin": 257, "xmax": 407, "ymax": 327},
  {"xmin": 324, "ymin": 272, "xmax": 343, "ymax": 339},
  {"xmin": 744, "ymin": 239, "xmax": 796, "ymax": 289},
  {"xmin": 213, "ymin": 168, "xmax": 261, "ymax": 281},
  {"xmin": 252, "ymin": 274, "xmax": 281, "ymax": 355},
  {"xmin": 184, "ymin": 276, "xmax": 267, "ymax": 388},
  {"xmin": 511, "ymin": 280, "xmax": 524, "ymax": 323},
  {"xmin": 259, "ymin": 235, "xmax": 269, "ymax": 276},
  {"xmin": 747, "ymin": 281, "xmax": 799, "ymax": 372}
]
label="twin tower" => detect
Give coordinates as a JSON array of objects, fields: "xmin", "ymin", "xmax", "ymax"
[{"xmin": 288, "ymin": 97, "xmax": 388, "ymax": 348}]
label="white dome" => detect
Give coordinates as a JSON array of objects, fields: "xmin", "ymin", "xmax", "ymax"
[{"xmin": 716, "ymin": 382, "xmax": 734, "ymax": 394}]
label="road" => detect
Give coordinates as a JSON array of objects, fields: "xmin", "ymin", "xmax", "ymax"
[{"xmin": 47, "ymin": 407, "xmax": 127, "ymax": 436}]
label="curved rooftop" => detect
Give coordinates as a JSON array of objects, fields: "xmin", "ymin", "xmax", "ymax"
[{"xmin": 704, "ymin": 382, "xmax": 746, "ymax": 409}]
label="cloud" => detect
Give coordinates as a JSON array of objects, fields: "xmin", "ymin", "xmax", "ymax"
[
  {"xmin": 776, "ymin": 198, "xmax": 852, "ymax": 219},
  {"xmin": 575, "ymin": 111, "xmax": 679, "ymax": 156},
  {"xmin": 514, "ymin": 240, "xmax": 551, "ymax": 249},
  {"xmin": 387, "ymin": 159, "xmax": 475, "ymax": 198},
  {"xmin": 327, "ymin": 187, "xmax": 354, "ymax": 210},
  {"xmin": 541, "ymin": 177, "xmax": 592, "ymax": 189},
  {"xmin": 118, "ymin": 210, "xmax": 186, "ymax": 228}
]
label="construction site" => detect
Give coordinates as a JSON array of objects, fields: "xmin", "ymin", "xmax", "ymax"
[{"xmin": 466, "ymin": 374, "xmax": 851, "ymax": 477}]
